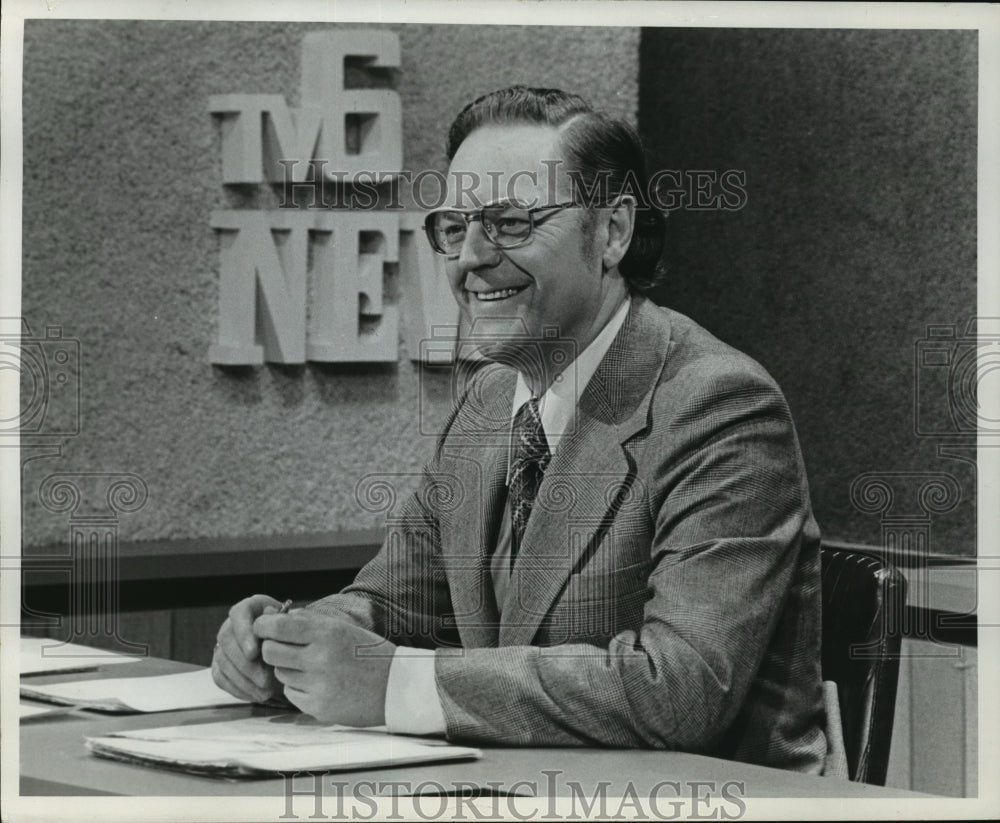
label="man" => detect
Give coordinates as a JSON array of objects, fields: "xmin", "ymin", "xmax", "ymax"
[{"xmin": 213, "ymin": 86, "xmax": 832, "ymax": 774}]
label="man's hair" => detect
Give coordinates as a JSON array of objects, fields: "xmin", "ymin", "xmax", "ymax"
[{"xmin": 445, "ymin": 86, "xmax": 666, "ymax": 293}]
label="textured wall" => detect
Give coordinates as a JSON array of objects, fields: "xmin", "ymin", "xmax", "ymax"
[
  {"xmin": 21, "ymin": 20, "xmax": 640, "ymax": 546},
  {"xmin": 639, "ymin": 29, "xmax": 977, "ymax": 555}
]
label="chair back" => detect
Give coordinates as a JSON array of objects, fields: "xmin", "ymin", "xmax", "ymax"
[{"xmin": 821, "ymin": 545, "xmax": 906, "ymax": 785}]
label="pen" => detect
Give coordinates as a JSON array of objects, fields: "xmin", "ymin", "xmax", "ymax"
[{"xmin": 278, "ymin": 599, "xmax": 293, "ymax": 614}]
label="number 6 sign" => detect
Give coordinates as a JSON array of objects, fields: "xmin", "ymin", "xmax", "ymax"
[{"xmin": 209, "ymin": 30, "xmax": 402, "ymax": 183}]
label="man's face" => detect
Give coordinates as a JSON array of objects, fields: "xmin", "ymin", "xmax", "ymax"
[{"xmin": 444, "ymin": 124, "xmax": 608, "ymax": 365}]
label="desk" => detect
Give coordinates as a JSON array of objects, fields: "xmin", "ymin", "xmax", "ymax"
[{"xmin": 19, "ymin": 658, "xmax": 928, "ymax": 800}]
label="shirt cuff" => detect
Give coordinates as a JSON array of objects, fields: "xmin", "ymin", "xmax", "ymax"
[{"xmin": 384, "ymin": 646, "xmax": 446, "ymax": 736}]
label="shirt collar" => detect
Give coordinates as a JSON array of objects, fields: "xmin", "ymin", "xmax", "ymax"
[{"xmin": 508, "ymin": 297, "xmax": 630, "ymax": 478}]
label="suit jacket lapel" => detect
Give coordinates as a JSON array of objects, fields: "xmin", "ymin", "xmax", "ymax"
[
  {"xmin": 499, "ymin": 296, "xmax": 674, "ymax": 646},
  {"xmin": 438, "ymin": 365, "xmax": 514, "ymax": 648}
]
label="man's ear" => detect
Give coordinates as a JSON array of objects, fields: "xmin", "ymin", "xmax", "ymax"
[{"xmin": 602, "ymin": 196, "xmax": 636, "ymax": 272}]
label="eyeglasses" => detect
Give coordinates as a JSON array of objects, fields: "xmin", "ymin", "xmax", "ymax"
[{"xmin": 423, "ymin": 201, "xmax": 577, "ymax": 256}]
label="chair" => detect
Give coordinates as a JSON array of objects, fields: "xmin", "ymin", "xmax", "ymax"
[{"xmin": 820, "ymin": 545, "xmax": 907, "ymax": 785}]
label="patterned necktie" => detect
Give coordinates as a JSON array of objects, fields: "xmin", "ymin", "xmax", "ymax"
[{"xmin": 508, "ymin": 397, "xmax": 551, "ymax": 567}]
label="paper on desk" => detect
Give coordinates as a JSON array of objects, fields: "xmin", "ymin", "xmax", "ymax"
[
  {"xmin": 19, "ymin": 701, "xmax": 78, "ymax": 720},
  {"xmin": 20, "ymin": 636, "xmax": 142, "ymax": 676},
  {"xmin": 19, "ymin": 667, "xmax": 249, "ymax": 712},
  {"xmin": 85, "ymin": 714, "xmax": 481, "ymax": 778}
]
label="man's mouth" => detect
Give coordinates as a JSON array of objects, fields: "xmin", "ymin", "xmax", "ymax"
[{"xmin": 468, "ymin": 286, "xmax": 529, "ymax": 302}]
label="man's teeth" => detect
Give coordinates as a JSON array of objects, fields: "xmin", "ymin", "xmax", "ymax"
[{"xmin": 473, "ymin": 287, "xmax": 523, "ymax": 302}]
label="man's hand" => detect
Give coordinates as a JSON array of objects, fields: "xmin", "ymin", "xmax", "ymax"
[
  {"xmin": 212, "ymin": 594, "xmax": 285, "ymax": 703},
  {"xmin": 254, "ymin": 611, "xmax": 396, "ymax": 726}
]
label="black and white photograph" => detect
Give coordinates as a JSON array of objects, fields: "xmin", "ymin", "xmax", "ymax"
[{"xmin": 2, "ymin": 1, "xmax": 997, "ymax": 820}]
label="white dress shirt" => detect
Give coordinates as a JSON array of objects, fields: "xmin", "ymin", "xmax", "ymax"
[{"xmin": 384, "ymin": 299, "xmax": 631, "ymax": 735}]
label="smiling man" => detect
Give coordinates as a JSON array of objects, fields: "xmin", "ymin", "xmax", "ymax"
[
  {"xmin": 213, "ymin": 87, "xmax": 835, "ymax": 774},
  {"xmin": 431, "ymin": 118, "xmax": 630, "ymax": 393}
]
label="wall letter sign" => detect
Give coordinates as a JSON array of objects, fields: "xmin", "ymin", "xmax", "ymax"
[{"xmin": 207, "ymin": 31, "xmax": 456, "ymax": 365}]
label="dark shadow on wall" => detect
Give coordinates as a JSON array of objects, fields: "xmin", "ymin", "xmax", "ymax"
[{"xmin": 638, "ymin": 28, "xmax": 977, "ymax": 555}]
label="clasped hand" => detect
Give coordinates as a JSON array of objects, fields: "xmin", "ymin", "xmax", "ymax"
[{"xmin": 211, "ymin": 594, "xmax": 395, "ymax": 726}]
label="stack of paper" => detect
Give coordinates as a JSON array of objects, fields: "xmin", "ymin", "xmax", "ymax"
[
  {"xmin": 20, "ymin": 637, "xmax": 142, "ymax": 676},
  {"xmin": 20, "ymin": 667, "xmax": 249, "ymax": 712},
  {"xmin": 86, "ymin": 714, "xmax": 481, "ymax": 778}
]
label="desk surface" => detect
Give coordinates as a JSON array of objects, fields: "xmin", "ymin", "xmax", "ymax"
[{"xmin": 19, "ymin": 658, "xmax": 928, "ymax": 800}]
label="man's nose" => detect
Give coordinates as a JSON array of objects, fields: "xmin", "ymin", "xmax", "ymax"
[{"xmin": 456, "ymin": 220, "xmax": 502, "ymax": 271}]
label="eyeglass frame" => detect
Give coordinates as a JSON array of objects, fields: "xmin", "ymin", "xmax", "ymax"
[{"xmin": 422, "ymin": 200, "xmax": 579, "ymax": 257}]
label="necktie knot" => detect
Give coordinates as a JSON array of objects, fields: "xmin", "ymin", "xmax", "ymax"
[{"xmin": 511, "ymin": 397, "xmax": 550, "ymax": 470}]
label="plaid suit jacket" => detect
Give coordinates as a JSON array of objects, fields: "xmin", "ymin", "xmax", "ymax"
[{"xmin": 318, "ymin": 295, "xmax": 828, "ymax": 773}]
